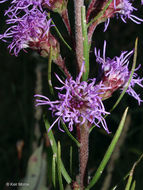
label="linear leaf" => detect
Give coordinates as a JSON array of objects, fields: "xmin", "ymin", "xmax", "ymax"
[
  {"xmin": 130, "ymin": 180, "xmax": 136, "ymax": 190},
  {"xmin": 86, "ymin": 107, "xmax": 129, "ymax": 189},
  {"xmin": 44, "ymin": 118, "xmax": 72, "ymax": 184},
  {"xmin": 87, "ymin": 0, "xmax": 112, "ymax": 27},
  {"xmin": 125, "ymin": 154, "xmax": 143, "ymax": 190},
  {"xmin": 50, "ymin": 17, "xmax": 72, "ymax": 51},
  {"xmin": 61, "ymin": 120, "xmax": 80, "ymax": 147},
  {"xmin": 81, "ymin": 6, "xmax": 89, "ymax": 81},
  {"xmin": 57, "ymin": 141, "xmax": 64, "ymax": 190},
  {"xmin": 52, "ymin": 154, "xmax": 56, "ymax": 188},
  {"xmin": 111, "ymin": 154, "xmax": 143, "ymax": 190}
]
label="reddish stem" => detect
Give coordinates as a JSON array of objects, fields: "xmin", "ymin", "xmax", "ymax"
[
  {"xmin": 74, "ymin": 0, "xmax": 84, "ymax": 72},
  {"xmin": 77, "ymin": 120, "xmax": 90, "ymax": 190},
  {"xmin": 55, "ymin": 55, "xmax": 71, "ymax": 79},
  {"xmin": 86, "ymin": 0, "xmax": 97, "ymax": 22},
  {"xmin": 61, "ymin": 9, "xmax": 72, "ymax": 36},
  {"xmin": 88, "ymin": 21, "xmax": 97, "ymax": 45}
]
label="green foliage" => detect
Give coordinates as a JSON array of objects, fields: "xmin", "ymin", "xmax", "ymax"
[
  {"xmin": 86, "ymin": 107, "xmax": 129, "ymax": 189},
  {"xmin": 81, "ymin": 6, "xmax": 89, "ymax": 81},
  {"xmin": 44, "ymin": 118, "xmax": 72, "ymax": 184}
]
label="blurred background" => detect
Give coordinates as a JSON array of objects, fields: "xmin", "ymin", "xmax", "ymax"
[{"xmin": 0, "ymin": 1, "xmax": 143, "ymax": 190}]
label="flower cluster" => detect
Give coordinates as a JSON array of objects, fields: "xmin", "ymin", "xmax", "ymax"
[
  {"xmin": 95, "ymin": 41, "xmax": 143, "ymax": 104},
  {"xmin": 35, "ymin": 65, "xmax": 110, "ymax": 133},
  {"xmin": 104, "ymin": 0, "xmax": 143, "ymax": 31},
  {"xmin": 35, "ymin": 39, "xmax": 143, "ymax": 133},
  {"xmin": 0, "ymin": 0, "xmax": 52, "ymax": 56}
]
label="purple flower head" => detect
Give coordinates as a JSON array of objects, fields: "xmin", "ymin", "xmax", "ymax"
[
  {"xmin": 0, "ymin": 8, "xmax": 52, "ymax": 56},
  {"xmin": 104, "ymin": 0, "xmax": 143, "ymax": 31},
  {"xmin": 114, "ymin": 0, "xmax": 143, "ymax": 24},
  {"xmin": 95, "ymin": 41, "xmax": 143, "ymax": 104},
  {"xmin": 0, "ymin": 0, "xmax": 51, "ymax": 16},
  {"xmin": 35, "ymin": 64, "xmax": 110, "ymax": 133}
]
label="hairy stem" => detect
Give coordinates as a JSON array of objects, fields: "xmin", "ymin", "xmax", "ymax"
[
  {"xmin": 77, "ymin": 120, "xmax": 90, "ymax": 189},
  {"xmin": 74, "ymin": 0, "xmax": 84, "ymax": 72}
]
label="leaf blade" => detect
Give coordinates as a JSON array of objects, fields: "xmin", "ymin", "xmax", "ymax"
[{"xmin": 86, "ymin": 107, "xmax": 129, "ymax": 189}]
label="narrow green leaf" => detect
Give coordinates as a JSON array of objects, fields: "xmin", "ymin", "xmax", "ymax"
[
  {"xmin": 86, "ymin": 107, "xmax": 129, "ymax": 190},
  {"xmin": 49, "ymin": 17, "xmax": 72, "ymax": 51},
  {"xmin": 125, "ymin": 153, "xmax": 143, "ymax": 190},
  {"xmin": 125, "ymin": 171, "xmax": 133, "ymax": 190},
  {"xmin": 57, "ymin": 141, "xmax": 64, "ymax": 190},
  {"xmin": 87, "ymin": 0, "xmax": 112, "ymax": 27},
  {"xmin": 44, "ymin": 118, "xmax": 57, "ymax": 154},
  {"xmin": 111, "ymin": 154, "xmax": 143, "ymax": 190},
  {"xmin": 61, "ymin": 120, "xmax": 80, "ymax": 147},
  {"xmin": 130, "ymin": 180, "xmax": 136, "ymax": 190},
  {"xmin": 44, "ymin": 118, "xmax": 72, "ymax": 184},
  {"xmin": 89, "ymin": 125, "xmax": 96, "ymax": 134},
  {"xmin": 48, "ymin": 46, "xmax": 54, "ymax": 95},
  {"xmin": 70, "ymin": 146, "xmax": 73, "ymax": 176},
  {"xmin": 52, "ymin": 154, "xmax": 56, "ymax": 188},
  {"xmin": 81, "ymin": 6, "xmax": 89, "ymax": 81},
  {"xmin": 110, "ymin": 38, "xmax": 138, "ymax": 113}
]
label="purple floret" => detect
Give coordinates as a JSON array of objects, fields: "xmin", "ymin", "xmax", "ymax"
[
  {"xmin": 0, "ymin": 8, "xmax": 52, "ymax": 56},
  {"xmin": 95, "ymin": 41, "xmax": 143, "ymax": 104},
  {"xmin": 104, "ymin": 0, "xmax": 143, "ymax": 31},
  {"xmin": 0, "ymin": 0, "xmax": 51, "ymax": 15},
  {"xmin": 35, "ymin": 65, "xmax": 110, "ymax": 133},
  {"xmin": 115, "ymin": 0, "xmax": 143, "ymax": 24}
]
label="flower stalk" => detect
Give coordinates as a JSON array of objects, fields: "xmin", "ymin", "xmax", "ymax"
[{"xmin": 77, "ymin": 120, "xmax": 90, "ymax": 190}]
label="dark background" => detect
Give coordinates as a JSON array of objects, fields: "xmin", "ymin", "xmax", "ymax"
[{"xmin": 0, "ymin": 1, "xmax": 143, "ymax": 190}]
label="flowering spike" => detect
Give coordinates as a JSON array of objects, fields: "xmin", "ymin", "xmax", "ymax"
[{"xmin": 95, "ymin": 41, "xmax": 143, "ymax": 104}]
